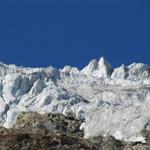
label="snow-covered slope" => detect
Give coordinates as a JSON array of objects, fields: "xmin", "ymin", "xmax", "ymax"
[{"xmin": 1, "ymin": 58, "xmax": 150, "ymax": 143}]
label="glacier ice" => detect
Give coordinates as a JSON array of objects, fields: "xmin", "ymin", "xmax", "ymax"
[
  {"xmin": 0, "ymin": 57, "xmax": 150, "ymax": 143},
  {"xmin": 81, "ymin": 57, "xmax": 113, "ymax": 78}
]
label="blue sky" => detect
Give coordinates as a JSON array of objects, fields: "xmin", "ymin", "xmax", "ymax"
[{"xmin": 0, "ymin": 0, "xmax": 150, "ymax": 68}]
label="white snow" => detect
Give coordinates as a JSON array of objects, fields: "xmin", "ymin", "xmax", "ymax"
[
  {"xmin": 0, "ymin": 57, "xmax": 150, "ymax": 143},
  {"xmin": 81, "ymin": 57, "xmax": 113, "ymax": 78}
]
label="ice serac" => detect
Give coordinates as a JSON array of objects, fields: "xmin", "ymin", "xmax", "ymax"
[
  {"xmin": 111, "ymin": 63, "xmax": 150, "ymax": 80},
  {"xmin": 81, "ymin": 57, "xmax": 113, "ymax": 78},
  {"xmin": 1, "ymin": 58, "xmax": 150, "ymax": 144},
  {"xmin": 81, "ymin": 59, "xmax": 98, "ymax": 75},
  {"xmin": 128, "ymin": 63, "xmax": 150, "ymax": 80},
  {"xmin": 60, "ymin": 65, "xmax": 80, "ymax": 75},
  {"xmin": 111, "ymin": 64, "xmax": 128, "ymax": 79},
  {"xmin": 96, "ymin": 57, "xmax": 113, "ymax": 78}
]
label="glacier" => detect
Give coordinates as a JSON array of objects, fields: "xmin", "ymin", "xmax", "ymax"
[{"xmin": 0, "ymin": 57, "xmax": 150, "ymax": 143}]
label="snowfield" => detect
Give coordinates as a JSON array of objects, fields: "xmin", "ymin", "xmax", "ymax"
[{"xmin": 1, "ymin": 57, "xmax": 150, "ymax": 143}]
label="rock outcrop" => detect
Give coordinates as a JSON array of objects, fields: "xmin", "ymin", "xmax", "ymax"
[{"xmin": 0, "ymin": 112, "xmax": 98, "ymax": 150}]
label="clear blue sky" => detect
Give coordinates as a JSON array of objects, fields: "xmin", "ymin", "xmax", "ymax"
[{"xmin": 0, "ymin": 0, "xmax": 150, "ymax": 68}]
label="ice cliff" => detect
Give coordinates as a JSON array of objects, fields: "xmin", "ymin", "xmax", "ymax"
[{"xmin": 0, "ymin": 57, "xmax": 150, "ymax": 143}]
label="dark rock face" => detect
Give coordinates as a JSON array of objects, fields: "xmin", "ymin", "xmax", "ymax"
[
  {"xmin": 0, "ymin": 112, "xmax": 150, "ymax": 150},
  {"xmin": 0, "ymin": 127, "xmax": 97, "ymax": 150},
  {"xmin": 13, "ymin": 112, "xmax": 84, "ymax": 137},
  {"xmin": 0, "ymin": 112, "xmax": 98, "ymax": 150}
]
